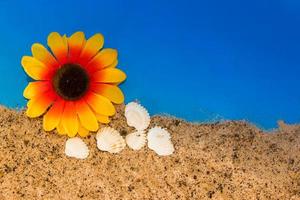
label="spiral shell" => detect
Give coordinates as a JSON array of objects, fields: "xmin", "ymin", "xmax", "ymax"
[
  {"xmin": 147, "ymin": 126, "xmax": 174, "ymax": 156},
  {"xmin": 125, "ymin": 131, "xmax": 147, "ymax": 150},
  {"xmin": 96, "ymin": 127, "xmax": 126, "ymax": 153},
  {"xmin": 125, "ymin": 102, "xmax": 150, "ymax": 131},
  {"xmin": 65, "ymin": 137, "xmax": 89, "ymax": 159}
]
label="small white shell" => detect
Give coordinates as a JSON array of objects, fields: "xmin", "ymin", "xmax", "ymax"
[
  {"xmin": 152, "ymin": 141, "xmax": 174, "ymax": 156},
  {"xmin": 125, "ymin": 102, "xmax": 150, "ymax": 131},
  {"xmin": 147, "ymin": 126, "xmax": 174, "ymax": 156},
  {"xmin": 125, "ymin": 131, "xmax": 147, "ymax": 150},
  {"xmin": 65, "ymin": 137, "xmax": 89, "ymax": 159},
  {"xmin": 96, "ymin": 127, "xmax": 126, "ymax": 153},
  {"xmin": 147, "ymin": 126, "xmax": 171, "ymax": 146}
]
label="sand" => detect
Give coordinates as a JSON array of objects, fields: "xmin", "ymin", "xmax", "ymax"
[{"xmin": 0, "ymin": 104, "xmax": 299, "ymax": 200}]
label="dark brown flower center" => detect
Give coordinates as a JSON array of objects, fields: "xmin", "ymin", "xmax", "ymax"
[{"xmin": 52, "ymin": 63, "xmax": 89, "ymax": 100}]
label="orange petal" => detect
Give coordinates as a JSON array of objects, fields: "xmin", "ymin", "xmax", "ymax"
[
  {"xmin": 79, "ymin": 33, "xmax": 104, "ymax": 65},
  {"xmin": 21, "ymin": 56, "xmax": 53, "ymax": 80},
  {"xmin": 26, "ymin": 91, "xmax": 56, "ymax": 118},
  {"xmin": 75, "ymin": 99, "xmax": 98, "ymax": 131},
  {"xmin": 86, "ymin": 48, "xmax": 117, "ymax": 72},
  {"xmin": 95, "ymin": 113, "xmax": 110, "ymax": 124},
  {"xmin": 43, "ymin": 99, "xmax": 65, "ymax": 131},
  {"xmin": 47, "ymin": 32, "xmax": 68, "ymax": 64},
  {"xmin": 85, "ymin": 92, "xmax": 115, "ymax": 116},
  {"xmin": 92, "ymin": 68, "xmax": 126, "ymax": 83},
  {"xmin": 31, "ymin": 43, "xmax": 59, "ymax": 69},
  {"xmin": 78, "ymin": 125, "xmax": 90, "ymax": 137},
  {"xmin": 90, "ymin": 83, "xmax": 124, "ymax": 104},
  {"xmin": 23, "ymin": 81, "xmax": 52, "ymax": 99},
  {"xmin": 68, "ymin": 31, "xmax": 86, "ymax": 62},
  {"xmin": 61, "ymin": 101, "xmax": 79, "ymax": 137}
]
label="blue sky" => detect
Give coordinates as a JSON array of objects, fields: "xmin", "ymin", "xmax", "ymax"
[{"xmin": 0, "ymin": 0, "xmax": 299, "ymax": 129}]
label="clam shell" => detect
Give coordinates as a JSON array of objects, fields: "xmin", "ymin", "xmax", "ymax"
[
  {"xmin": 125, "ymin": 131, "xmax": 146, "ymax": 150},
  {"xmin": 147, "ymin": 126, "xmax": 174, "ymax": 156},
  {"xmin": 96, "ymin": 127, "xmax": 126, "ymax": 153},
  {"xmin": 65, "ymin": 137, "xmax": 89, "ymax": 159},
  {"xmin": 151, "ymin": 141, "xmax": 174, "ymax": 156},
  {"xmin": 125, "ymin": 102, "xmax": 150, "ymax": 131}
]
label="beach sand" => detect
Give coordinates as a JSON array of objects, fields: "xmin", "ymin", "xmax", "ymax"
[{"xmin": 0, "ymin": 104, "xmax": 299, "ymax": 200}]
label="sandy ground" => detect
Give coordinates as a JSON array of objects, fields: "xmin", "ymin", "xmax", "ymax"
[{"xmin": 0, "ymin": 104, "xmax": 299, "ymax": 200}]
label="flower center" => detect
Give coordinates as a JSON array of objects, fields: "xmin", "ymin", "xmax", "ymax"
[{"xmin": 52, "ymin": 63, "xmax": 89, "ymax": 100}]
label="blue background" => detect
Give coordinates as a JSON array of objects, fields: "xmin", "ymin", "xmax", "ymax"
[{"xmin": 0, "ymin": 0, "xmax": 299, "ymax": 129}]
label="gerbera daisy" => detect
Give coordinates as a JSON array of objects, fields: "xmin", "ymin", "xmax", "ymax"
[{"xmin": 22, "ymin": 32, "xmax": 126, "ymax": 137}]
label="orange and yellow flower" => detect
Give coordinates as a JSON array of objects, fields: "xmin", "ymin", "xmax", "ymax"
[{"xmin": 22, "ymin": 32, "xmax": 126, "ymax": 137}]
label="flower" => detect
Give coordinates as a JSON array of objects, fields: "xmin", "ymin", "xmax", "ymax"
[{"xmin": 22, "ymin": 32, "xmax": 126, "ymax": 137}]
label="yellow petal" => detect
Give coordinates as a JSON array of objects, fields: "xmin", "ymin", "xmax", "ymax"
[
  {"xmin": 86, "ymin": 48, "xmax": 118, "ymax": 71},
  {"xmin": 26, "ymin": 91, "xmax": 56, "ymax": 118},
  {"xmin": 95, "ymin": 113, "xmax": 110, "ymax": 124},
  {"xmin": 75, "ymin": 100, "xmax": 98, "ymax": 131},
  {"xmin": 61, "ymin": 102, "xmax": 79, "ymax": 137},
  {"xmin": 78, "ymin": 125, "xmax": 90, "ymax": 137},
  {"xmin": 31, "ymin": 43, "xmax": 59, "ymax": 68},
  {"xmin": 21, "ymin": 56, "xmax": 50, "ymax": 80},
  {"xmin": 85, "ymin": 92, "xmax": 115, "ymax": 116},
  {"xmin": 43, "ymin": 99, "xmax": 65, "ymax": 131},
  {"xmin": 23, "ymin": 81, "xmax": 51, "ymax": 99},
  {"xmin": 57, "ymin": 120, "xmax": 67, "ymax": 135},
  {"xmin": 68, "ymin": 31, "xmax": 85, "ymax": 61},
  {"xmin": 79, "ymin": 33, "xmax": 104, "ymax": 64},
  {"xmin": 91, "ymin": 83, "xmax": 124, "ymax": 104},
  {"xmin": 62, "ymin": 34, "xmax": 68, "ymax": 47},
  {"xmin": 27, "ymin": 98, "xmax": 33, "ymax": 108},
  {"xmin": 47, "ymin": 32, "xmax": 68, "ymax": 63},
  {"xmin": 92, "ymin": 68, "xmax": 126, "ymax": 83},
  {"xmin": 107, "ymin": 59, "xmax": 118, "ymax": 68}
]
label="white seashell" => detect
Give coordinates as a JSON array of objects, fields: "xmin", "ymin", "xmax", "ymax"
[
  {"xmin": 147, "ymin": 126, "xmax": 174, "ymax": 156},
  {"xmin": 147, "ymin": 126, "xmax": 171, "ymax": 147},
  {"xmin": 65, "ymin": 137, "xmax": 89, "ymax": 159},
  {"xmin": 96, "ymin": 127, "xmax": 126, "ymax": 153},
  {"xmin": 152, "ymin": 141, "xmax": 174, "ymax": 156},
  {"xmin": 125, "ymin": 131, "xmax": 147, "ymax": 150},
  {"xmin": 125, "ymin": 102, "xmax": 150, "ymax": 131}
]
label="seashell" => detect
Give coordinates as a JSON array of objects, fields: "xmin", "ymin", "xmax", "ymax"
[
  {"xmin": 125, "ymin": 131, "xmax": 147, "ymax": 150},
  {"xmin": 125, "ymin": 102, "xmax": 150, "ymax": 131},
  {"xmin": 147, "ymin": 126, "xmax": 171, "ymax": 146},
  {"xmin": 65, "ymin": 137, "xmax": 89, "ymax": 159},
  {"xmin": 147, "ymin": 126, "xmax": 174, "ymax": 156},
  {"xmin": 96, "ymin": 127, "xmax": 126, "ymax": 153},
  {"xmin": 152, "ymin": 140, "xmax": 174, "ymax": 156}
]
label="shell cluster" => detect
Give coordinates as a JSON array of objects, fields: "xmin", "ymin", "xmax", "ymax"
[
  {"xmin": 124, "ymin": 102, "xmax": 151, "ymax": 150},
  {"xmin": 64, "ymin": 101, "xmax": 175, "ymax": 159},
  {"xmin": 124, "ymin": 102, "xmax": 175, "ymax": 156}
]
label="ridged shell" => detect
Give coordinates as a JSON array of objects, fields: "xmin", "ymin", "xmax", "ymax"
[
  {"xmin": 147, "ymin": 126, "xmax": 174, "ymax": 156},
  {"xmin": 65, "ymin": 137, "xmax": 89, "ymax": 159},
  {"xmin": 125, "ymin": 131, "xmax": 147, "ymax": 150},
  {"xmin": 96, "ymin": 127, "xmax": 126, "ymax": 153},
  {"xmin": 125, "ymin": 102, "xmax": 150, "ymax": 131}
]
